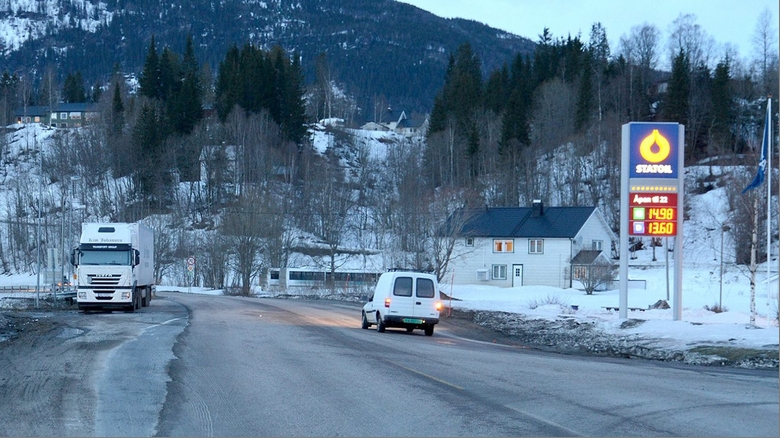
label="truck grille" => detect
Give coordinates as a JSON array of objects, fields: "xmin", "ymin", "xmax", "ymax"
[{"xmin": 88, "ymin": 274, "xmax": 121, "ymax": 286}]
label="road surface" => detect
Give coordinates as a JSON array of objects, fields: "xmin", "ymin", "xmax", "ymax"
[{"xmin": 0, "ymin": 292, "xmax": 776, "ymax": 436}]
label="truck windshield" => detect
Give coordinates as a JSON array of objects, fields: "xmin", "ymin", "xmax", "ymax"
[{"xmin": 80, "ymin": 250, "xmax": 131, "ymax": 265}]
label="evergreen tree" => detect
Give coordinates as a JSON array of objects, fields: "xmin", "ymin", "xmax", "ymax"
[
  {"xmin": 158, "ymin": 46, "xmax": 181, "ymax": 103},
  {"xmin": 110, "ymin": 82, "xmax": 124, "ymax": 137},
  {"xmin": 710, "ymin": 57, "xmax": 734, "ymax": 150},
  {"xmin": 170, "ymin": 35, "xmax": 202, "ymax": 135},
  {"xmin": 283, "ymin": 53, "xmax": 308, "ymax": 142},
  {"xmin": 663, "ymin": 49, "xmax": 690, "ymax": 125},
  {"xmin": 139, "ymin": 36, "xmax": 160, "ymax": 99},
  {"xmin": 215, "ymin": 44, "xmax": 241, "ymax": 121},
  {"xmin": 575, "ymin": 52, "xmax": 594, "ymax": 132},
  {"xmin": 484, "ymin": 63, "xmax": 509, "ymax": 115},
  {"xmin": 62, "ymin": 71, "xmax": 86, "ymax": 103},
  {"xmin": 91, "ymin": 79, "xmax": 103, "ymax": 103}
]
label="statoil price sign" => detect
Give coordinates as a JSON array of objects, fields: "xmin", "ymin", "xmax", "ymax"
[
  {"xmin": 620, "ymin": 121, "xmax": 684, "ymax": 320},
  {"xmin": 629, "ymin": 193, "xmax": 678, "ymax": 236},
  {"xmin": 624, "ymin": 123, "xmax": 683, "ymax": 237}
]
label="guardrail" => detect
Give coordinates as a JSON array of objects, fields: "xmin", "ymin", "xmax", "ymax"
[{"xmin": 0, "ymin": 285, "xmax": 76, "ymax": 299}]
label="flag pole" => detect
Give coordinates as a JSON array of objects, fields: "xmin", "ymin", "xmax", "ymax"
[{"xmin": 767, "ymin": 97, "xmax": 772, "ymax": 326}]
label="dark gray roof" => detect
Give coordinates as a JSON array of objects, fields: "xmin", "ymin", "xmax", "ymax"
[
  {"xmin": 13, "ymin": 103, "xmax": 97, "ymax": 115},
  {"xmin": 13, "ymin": 106, "xmax": 49, "ymax": 117},
  {"xmin": 571, "ymin": 250, "xmax": 604, "ymax": 264},
  {"xmin": 459, "ymin": 206, "xmax": 596, "ymax": 238}
]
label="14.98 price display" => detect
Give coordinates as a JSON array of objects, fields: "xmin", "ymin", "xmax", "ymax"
[{"xmin": 629, "ymin": 193, "xmax": 678, "ymax": 237}]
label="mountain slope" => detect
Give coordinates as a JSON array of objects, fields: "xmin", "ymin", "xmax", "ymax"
[{"xmin": 1, "ymin": 0, "xmax": 535, "ymax": 116}]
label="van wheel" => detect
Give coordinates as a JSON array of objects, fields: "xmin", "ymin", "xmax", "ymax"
[
  {"xmin": 424, "ymin": 325, "xmax": 434, "ymax": 336},
  {"xmin": 376, "ymin": 313, "xmax": 386, "ymax": 332},
  {"xmin": 361, "ymin": 312, "xmax": 370, "ymax": 329}
]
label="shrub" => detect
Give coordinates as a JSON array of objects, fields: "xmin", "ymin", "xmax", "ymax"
[
  {"xmin": 527, "ymin": 294, "xmax": 569, "ymax": 309},
  {"xmin": 704, "ymin": 303, "xmax": 728, "ymax": 313}
]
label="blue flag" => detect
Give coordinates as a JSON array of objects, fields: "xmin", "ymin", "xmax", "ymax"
[{"xmin": 742, "ymin": 101, "xmax": 771, "ymax": 194}]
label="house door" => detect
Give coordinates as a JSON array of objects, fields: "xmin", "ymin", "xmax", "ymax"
[{"xmin": 512, "ymin": 264, "xmax": 523, "ymax": 287}]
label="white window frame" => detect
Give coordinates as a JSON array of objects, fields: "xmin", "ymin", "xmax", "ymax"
[
  {"xmin": 465, "ymin": 237, "xmax": 474, "ymax": 247},
  {"xmin": 592, "ymin": 240, "xmax": 603, "ymax": 251},
  {"xmin": 492, "ymin": 264, "xmax": 507, "ymax": 280},
  {"xmin": 529, "ymin": 239, "xmax": 544, "ymax": 254}
]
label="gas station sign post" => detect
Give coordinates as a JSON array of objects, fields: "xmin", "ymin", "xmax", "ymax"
[{"xmin": 620, "ymin": 123, "xmax": 684, "ymax": 320}]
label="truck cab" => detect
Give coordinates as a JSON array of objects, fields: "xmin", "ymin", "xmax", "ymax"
[{"xmin": 72, "ymin": 223, "xmax": 154, "ymax": 312}]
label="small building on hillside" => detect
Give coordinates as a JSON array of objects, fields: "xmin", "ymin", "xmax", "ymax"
[
  {"xmin": 446, "ymin": 201, "xmax": 616, "ymax": 289},
  {"xmin": 13, "ymin": 106, "xmax": 50, "ymax": 125},
  {"xmin": 359, "ymin": 110, "xmax": 428, "ymax": 137},
  {"xmin": 14, "ymin": 103, "xmax": 99, "ymax": 128}
]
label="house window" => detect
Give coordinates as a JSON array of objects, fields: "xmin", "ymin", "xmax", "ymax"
[
  {"xmin": 50, "ymin": 113, "xmax": 57, "ymax": 120},
  {"xmin": 465, "ymin": 237, "xmax": 474, "ymax": 247},
  {"xmin": 34, "ymin": 116, "xmax": 40, "ymax": 123},
  {"xmin": 573, "ymin": 265, "xmax": 587, "ymax": 280},
  {"xmin": 493, "ymin": 239, "xmax": 514, "ymax": 253},
  {"xmin": 60, "ymin": 112, "xmax": 67, "ymax": 119},
  {"xmin": 492, "ymin": 264, "xmax": 507, "ymax": 280},
  {"xmin": 592, "ymin": 240, "xmax": 603, "ymax": 251},
  {"xmin": 529, "ymin": 239, "xmax": 544, "ymax": 254}
]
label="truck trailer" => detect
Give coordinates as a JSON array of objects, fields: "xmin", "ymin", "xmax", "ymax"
[{"xmin": 71, "ymin": 222, "xmax": 155, "ymax": 312}]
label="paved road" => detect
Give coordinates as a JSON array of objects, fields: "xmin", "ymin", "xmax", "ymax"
[{"xmin": 0, "ymin": 292, "xmax": 777, "ymax": 436}]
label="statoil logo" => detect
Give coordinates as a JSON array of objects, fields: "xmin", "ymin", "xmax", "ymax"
[
  {"xmin": 636, "ymin": 129, "xmax": 672, "ymax": 174},
  {"xmin": 629, "ymin": 123, "xmax": 678, "ymax": 179}
]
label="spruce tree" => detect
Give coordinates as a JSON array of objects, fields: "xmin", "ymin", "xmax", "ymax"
[
  {"xmin": 215, "ymin": 44, "xmax": 241, "ymax": 121},
  {"xmin": 139, "ymin": 36, "xmax": 160, "ymax": 100},
  {"xmin": 664, "ymin": 49, "xmax": 690, "ymax": 125},
  {"xmin": 710, "ymin": 58, "xmax": 733, "ymax": 150}
]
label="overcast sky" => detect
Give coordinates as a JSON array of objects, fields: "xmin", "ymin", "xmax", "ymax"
[{"xmin": 399, "ymin": 0, "xmax": 777, "ymax": 66}]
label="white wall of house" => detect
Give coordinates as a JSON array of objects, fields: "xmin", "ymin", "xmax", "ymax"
[
  {"xmin": 448, "ymin": 237, "xmax": 572, "ymax": 288},
  {"xmin": 572, "ymin": 212, "xmax": 616, "ymax": 255},
  {"xmin": 446, "ymin": 211, "xmax": 616, "ymax": 289}
]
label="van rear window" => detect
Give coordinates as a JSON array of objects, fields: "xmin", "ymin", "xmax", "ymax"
[
  {"xmin": 393, "ymin": 277, "xmax": 413, "ymax": 297},
  {"xmin": 416, "ymin": 278, "xmax": 435, "ymax": 298}
]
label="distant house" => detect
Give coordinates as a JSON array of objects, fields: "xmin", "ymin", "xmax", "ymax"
[
  {"xmin": 446, "ymin": 201, "xmax": 617, "ymax": 289},
  {"xmin": 13, "ymin": 106, "xmax": 50, "ymax": 125},
  {"xmin": 360, "ymin": 110, "xmax": 428, "ymax": 137},
  {"xmin": 14, "ymin": 103, "xmax": 99, "ymax": 128}
]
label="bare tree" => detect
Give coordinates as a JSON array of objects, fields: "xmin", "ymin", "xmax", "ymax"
[
  {"xmin": 579, "ymin": 259, "xmax": 617, "ymax": 295},
  {"xmin": 428, "ymin": 188, "xmax": 481, "ymax": 282},
  {"xmin": 222, "ymin": 187, "xmax": 284, "ymax": 295},
  {"xmin": 751, "ymin": 7, "xmax": 779, "ymax": 96},
  {"xmin": 667, "ymin": 13, "xmax": 715, "ymax": 70}
]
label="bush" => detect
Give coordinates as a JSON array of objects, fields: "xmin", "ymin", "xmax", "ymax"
[
  {"xmin": 704, "ymin": 303, "xmax": 728, "ymax": 313},
  {"xmin": 527, "ymin": 294, "xmax": 569, "ymax": 309}
]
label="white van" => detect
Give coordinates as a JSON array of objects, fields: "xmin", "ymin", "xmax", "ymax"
[{"xmin": 361, "ymin": 271, "xmax": 442, "ymax": 336}]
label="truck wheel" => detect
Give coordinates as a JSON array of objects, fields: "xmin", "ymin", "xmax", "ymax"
[
  {"xmin": 376, "ymin": 313, "xmax": 386, "ymax": 333},
  {"xmin": 142, "ymin": 287, "xmax": 150, "ymax": 307},
  {"xmin": 424, "ymin": 325, "xmax": 434, "ymax": 336},
  {"xmin": 361, "ymin": 312, "xmax": 370, "ymax": 329}
]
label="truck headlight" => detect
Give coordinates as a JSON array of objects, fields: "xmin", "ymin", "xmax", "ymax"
[
  {"xmin": 77, "ymin": 292, "xmax": 86, "ymax": 299},
  {"xmin": 121, "ymin": 292, "xmax": 131, "ymax": 299}
]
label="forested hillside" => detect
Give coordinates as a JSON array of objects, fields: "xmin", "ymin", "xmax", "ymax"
[{"xmin": 0, "ymin": 0, "xmax": 533, "ymax": 119}]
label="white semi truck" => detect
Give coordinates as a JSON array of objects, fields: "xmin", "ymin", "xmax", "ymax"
[{"xmin": 71, "ymin": 222, "xmax": 155, "ymax": 312}]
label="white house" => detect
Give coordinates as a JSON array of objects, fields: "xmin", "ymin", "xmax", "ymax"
[{"xmin": 447, "ymin": 201, "xmax": 617, "ymax": 289}]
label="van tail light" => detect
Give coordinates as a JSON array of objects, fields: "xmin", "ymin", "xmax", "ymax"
[
  {"xmin": 435, "ymin": 302, "xmax": 442, "ymax": 311},
  {"xmin": 384, "ymin": 298, "xmax": 391, "ymax": 308}
]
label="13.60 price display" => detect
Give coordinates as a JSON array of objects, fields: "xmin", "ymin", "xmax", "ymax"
[{"xmin": 646, "ymin": 221, "xmax": 675, "ymax": 236}]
